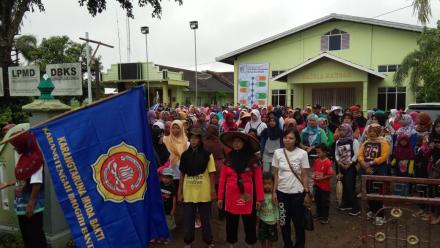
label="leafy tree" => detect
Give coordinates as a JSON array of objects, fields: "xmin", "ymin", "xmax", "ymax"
[
  {"xmin": 0, "ymin": 0, "xmax": 181, "ymax": 126},
  {"xmin": 394, "ymin": 20, "xmax": 440, "ymax": 102},
  {"xmin": 412, "ymin": 0, "xmax": 433, "ymax": 25},
  {"xmin": 15, "ymin": 35, "xmax": 104, "ymax": 103}
]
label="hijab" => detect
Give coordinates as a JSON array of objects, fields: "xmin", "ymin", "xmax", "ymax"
[
  {"xmin": 204, "ymin": 125, "xmax": 224, "ymax": 160},
  {"xmin": 284, "ymin": 118, "xmax": 297, "ymax": 130},
  {"xmin": 416, "ymin": 112, "xmax": 432, "ymax": 133},
  {"xmin": 395, "ymin": 134, "xmax": 414, "ymax": 160},
  {"xmin": 163, "ymin": 120, "xmax": 188, "ymax": 165},
  {"xmin": 338, "ymin": 123, "xmax": 353, "ymax": 143},
  {"xmin": 247, "ymin": 109, "xmax": 267, "ymax": 135},
  {"xmin": 396, "ymin": 114, "xmax": 417, "ymax": 137},
  {"xmin": 302, "ymin": 114, "xmax": 321, "ymax": 146},
  {"xmin": 366, "ymin": 123, "xmax": 384, "ymax": 143},
  {"xmin": 151, "ymin": 126, "xmax": 170, "ymax": 166},
  {"xmin": 225, "ymin": 139, "xmax": 256, "ymax": 193},
  {"xmin": 222, "ymin": 111, "xmax": 238, "ymax": 132},
  {"xmin": 262, "ymin": 114, "xmax": 283, "ymax": 140}
]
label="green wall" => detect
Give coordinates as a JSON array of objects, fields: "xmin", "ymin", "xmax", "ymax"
[{"xmin": 232, "ymin": 20, "xmax": 419, "ymax": 108}]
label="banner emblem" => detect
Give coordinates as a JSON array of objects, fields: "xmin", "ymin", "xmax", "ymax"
[{"xmin": 92, "ymin": 142, "xmax": 149, "ymax": 203}]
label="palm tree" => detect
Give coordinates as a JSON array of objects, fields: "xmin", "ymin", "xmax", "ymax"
[
  {"xmin": 15, "ymin": 35, "xmax": 39, "ymax": 64},
  {"xmin": 412, "ymin": 0, "xmax": 433, "ymax": 24}
]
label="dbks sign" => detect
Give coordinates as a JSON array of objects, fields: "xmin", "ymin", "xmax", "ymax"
[
  {"xmin": 8, "ymin": 66, "xmax": 40, "ymax": 96},
  {"xmin": 46, "ymin": 63, "xmax": 83, "ymax": 96}
]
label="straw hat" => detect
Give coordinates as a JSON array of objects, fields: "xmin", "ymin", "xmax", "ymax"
[
  {"xmin": 220, "ymin": 131, "xmax": 260, "ymax": 153},
  {"xmin": 240, "ymin": 112, "xmax": 251, "ymax": 119}
]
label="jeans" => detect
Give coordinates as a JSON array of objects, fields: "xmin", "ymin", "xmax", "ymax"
[
  {"xmin": 314, "ymin": 186, "xmax": 330, "ymax": 218},
  {"xmin": 341, "ymin": 165, "xmax": 359, "ymax": 211},
  {"xmin": 18, "ymin": 212, "xmax": 47, "ymax": 248},
  {"xmin": 225, "ymin": 211, "xmax": 257, "ymax": 245},
  {"xmin": 183, "ymin": 202, "xmax": 213, "ymax": 245},
  {"xmin": 277, "ymin": 191, "xmax": 305, "ymax": 248}
]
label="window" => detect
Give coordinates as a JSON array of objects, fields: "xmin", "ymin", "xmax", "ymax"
[
  {"xmin": 377, "ymin": 87, "xmax": 406, "ymax": 111},
  {"xmin": 272, "ymin": 89, "xmax": 286, "ymax": 106},
  {"xmin": 272, "ymin": 70, "xmax": 286, "ymax": 78},
  {"xmin": 163, "ymin": 69, "xmax": 168, "ymax": 79},
  {"xmin": 321, "ymin": 29, "xmax": 349, "ymax": 51},
  {"xmin": 377, "ymin": 65, "xmax": 400, "ymax": 72},
  {"xmin": 290, "ymin": 89, "xmax": 294, "ymax": 107}
]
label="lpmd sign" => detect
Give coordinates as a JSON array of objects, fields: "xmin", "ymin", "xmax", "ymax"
[
  {"xmin": 46, "ymin": 63, "xmax": 82, "ymax": 96},
  {"xmin": 8, "ymin": 66, "xmax": 40, "ymax": 96}
]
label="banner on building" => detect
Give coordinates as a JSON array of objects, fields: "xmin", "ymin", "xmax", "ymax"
[
  {"xmin": 238, "ymin": 63, "xmax": 269, "ymax": 106},
  {"xmin": 31, "ymin": 86, "xmax": 169, "ymax": 248},
  {"xmin": 46, "ymin": 63, "xmax": 83, "ymax": 96},
  {"xmin": 8, "ymin": 66, "xmax": 40, "ymax": 96},
  {"xmin": 0, "ymin": 68, "xmax": 3, "ymax": 96}
]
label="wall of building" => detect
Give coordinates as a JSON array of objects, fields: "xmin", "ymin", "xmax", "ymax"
[{"xmin": 232, "ymin": 20, "xmax": 420, "ymax": 107}]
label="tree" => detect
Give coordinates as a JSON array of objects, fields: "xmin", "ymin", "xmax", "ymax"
[
  {"xmin": 15, "ymin": 35, "xmax": 104, "ymax": 103},
  {"xmin": 394, "ymin": 20, "xmax": 440, "ymax": 102},
  {"xmin": 412, "ymin": 0, "xmax": 433, "ymax": 25},
  {"xmin": 1, "ymin": 0, "xmax": 182, "ymax": 126}
]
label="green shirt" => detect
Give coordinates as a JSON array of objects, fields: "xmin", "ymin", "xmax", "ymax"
[{"xmin": 257, "ymin": 193, "xmax": 279, "ymax": 225}]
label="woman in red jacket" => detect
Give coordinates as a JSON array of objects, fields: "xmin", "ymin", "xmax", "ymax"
[{"xmin": 218, "ymin": 132, "xmax": 264, "ymax": 248}]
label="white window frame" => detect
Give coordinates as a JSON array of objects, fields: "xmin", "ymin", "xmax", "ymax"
[
  {"xmin": 272, "ymin": 89, "xmax": 286, "ymax": 106},
  {"xmin": 377, "ymin": 87, "xmax": 406, "ymax": 111}
]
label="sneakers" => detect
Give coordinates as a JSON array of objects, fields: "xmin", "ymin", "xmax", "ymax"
[
  {"xmin": 373, "ymin": 217, "xmax": 386, "ymax": 226},
  {"xmin": 349, "ymin": 209, "xmax": 361, "ymax": 216},
  {"xmin": 319, "ymin": 218, "xmax": 329, "ymax": 224},
  {"xmin": 338, "ymin": 205, "xmax": 352, "ymax": 211}
]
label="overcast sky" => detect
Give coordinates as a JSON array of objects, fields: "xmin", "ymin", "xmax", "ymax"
[{"xmin": 21, "ymin": 0, "xmax": 440, "ymax": 73}]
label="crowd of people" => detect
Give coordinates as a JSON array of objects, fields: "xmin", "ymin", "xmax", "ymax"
[{"xmin": 149, "ymin": 103, "xmax": 440, "ymax": 248}]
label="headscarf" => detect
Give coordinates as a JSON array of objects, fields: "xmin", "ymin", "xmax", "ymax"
[
  {"xmin": 246, "ymin": 109, "xmax": 265, "ymax": 135},
  {"xmin": 395, "ymin": 134, "xmax": 414, "ymax": 160},
  {"xmin": 209, "ymin": 112, "xmax": 219, "ymax": 126},
  {"xmin": 148, "ymin": 110, "xmax": 157, "ymax": 125},
  {"xmin": 10, "ymin": 132, "xmax": 43, "ymax": 180},
  {"xmin": 178, "ymin": 111, "xmax": 187, "ymax": 120},
  {"xmin": 284, "ymin": 118, "xmax": 297, "ymax": 130},
  {"xmin": 366, "ymin": 123, "xmax": 384, "ymax": 142},
  {"xmin": 416, "ymin": 112, "xmax": 432, "ymax": 133},
  {"xmin": 302, "ymin": 114, "xmax": 321, "ymax": 146},
  {"xmin": 396, "ymin": 114, "xmax": 417, "ymax": 137},
  {"xmin": 222, "ymin": 111, "xmax": 238, "ymax": 132},
  {"xmin": 163, "ymin": 120, "xmax": 188, "ymax": 165},
  {"xmin": 152, "ymin": 121, "xmax": 165, "ymax": 130},
  {"xmin": 261, "ymin": 114, "xmax": 283, "ymax": 140},
  {"xmin": 409, "ymin": 112, "xmax": 419, "ymax": 124},
  {"xmin": 374, "ymin": 110, "xmax": 387, "ymax": 127},
  {"xmin": 151, "ymin": 126, "xmax": 170, "ymax": 166},
  {"xmin": 293, "ymin": 110, "xmax": 305, "ymax": 125},
  {"xmin": 203, "ymin": 125, "xmax": 224, "ymax": 160},
  {"xmin": 338, "ymin": 123, "xmax": 353, "ymax": 143},
  {"xmin": 319, "ymin": 117, "xmax": 329, "ymax": 130}
]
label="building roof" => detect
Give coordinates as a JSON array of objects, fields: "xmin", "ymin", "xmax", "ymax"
[
  {"xmin": 156, "ymin": 65, "xmax": 233, "ymax": 93},
  {"xmin": 272, "ymin": 52, "xmax": 386, "ymax": 82},
  {"xmin": 216, "ymin": 13, "xmax": 424, "ymax": 64}
]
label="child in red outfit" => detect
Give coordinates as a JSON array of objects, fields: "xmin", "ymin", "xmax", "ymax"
[{"xmin": 312, "ymin": 144, "xmax": 335, "ymax": 224}]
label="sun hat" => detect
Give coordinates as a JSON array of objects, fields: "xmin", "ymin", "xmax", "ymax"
[{"xmin": 220, "ymin": 131, "xmax": 260, "ymax": 153}]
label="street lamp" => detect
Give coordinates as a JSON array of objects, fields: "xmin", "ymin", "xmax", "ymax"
[
  {"xmin": 190, "ymin": 21, "xmax": 198, "ymax": 106},
  {"xmin": 141, "ymin": 26, "xmax": 150, "ymax": 109}
]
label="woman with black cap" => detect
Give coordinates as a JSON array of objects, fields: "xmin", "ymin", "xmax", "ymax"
[
  {"xmin": 178, "ymin": 128, "xmax": 216, "ymax": 248},
  {"xmin": 217, "ymin": 132, "xmax": 264, "ymax": 248}
]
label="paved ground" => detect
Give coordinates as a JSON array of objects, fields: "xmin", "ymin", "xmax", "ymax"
[{"xmin": 150, "ymin": 193, "xmax": 440, "ymax": 248}]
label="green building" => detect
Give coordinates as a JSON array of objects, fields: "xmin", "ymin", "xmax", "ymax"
[
  {"xmin": 216, "ymin": 13, "xmax": 423, "ymax": 111},
  {"xmin": 101, "ymin": 62, "xmax": 233, "ymax": 107}
]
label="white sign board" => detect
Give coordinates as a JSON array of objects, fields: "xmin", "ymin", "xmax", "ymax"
[
  {"xmin": 46, "ymin": 63, "xmax": 83, "ymax": 96},
  {"xmin": 238, "ymin": 63, "xmax": 269, "ymax": 106},
  {"xmin": 0, "ymin": 68, "xmax": 4, "ymax": 96},
  {"xmin": 8, "ymin": 66, "xmax": 40, "ymax": 96}
]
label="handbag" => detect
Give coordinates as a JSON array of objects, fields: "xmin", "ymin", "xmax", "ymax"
[{"xmin": 282, "ymin": 149, "xmax": 314, "ymax": 231}]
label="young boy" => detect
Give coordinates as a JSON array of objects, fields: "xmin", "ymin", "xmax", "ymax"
[
  {"xmin": 312, "ymin": 143, "xmax": 335, "ymax": 224},
  {"xmin": 160, "ymin": 167, "xmax": 177, "ymax": 242},
  {"xmin": 257, "ymin": 172, "xmax": 279, "ymax": 248}
]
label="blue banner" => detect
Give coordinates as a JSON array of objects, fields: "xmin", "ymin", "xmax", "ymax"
[{"xmin": 31, "ymin": 86, "xmax": 169, "ymax": 247}]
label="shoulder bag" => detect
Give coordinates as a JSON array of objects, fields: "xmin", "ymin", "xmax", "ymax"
[{"xmin": 282, "ymin": 148, "xmax": 314, "ymax": 231}]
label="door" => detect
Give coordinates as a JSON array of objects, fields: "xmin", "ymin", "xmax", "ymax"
[{"xmin": 312, "ymin": 87, "xmax": 355, "ymax": 109}]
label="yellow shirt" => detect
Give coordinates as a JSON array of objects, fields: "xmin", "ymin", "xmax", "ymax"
[{"xmin": 183, "ymin": 155, "xmax": 216, "ymax": 203}]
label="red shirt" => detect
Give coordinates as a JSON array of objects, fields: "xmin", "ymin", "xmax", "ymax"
[
  {"xmin": 313, "ymin": 158, "xmax": 334, "ymax": 192},
  {"xmin": 218, "ymin": 164, "xmax": 264, "ymax": 215}
]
